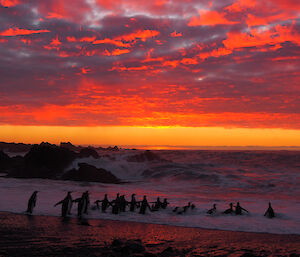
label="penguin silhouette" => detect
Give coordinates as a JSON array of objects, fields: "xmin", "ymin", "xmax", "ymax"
[
  {"xmin": 161, "ymin": 198, "xmax": 169, "ymax": 209},
  {"xmin": 26, "ymin": 191, "xmax": 38, "ymax": 214},
  {"xmin": 111, "ymin": 193, "xmax": 120, "ymax": 214},
  {"xmin": 151, "ymin": 197, "xmax": 162, "ymax": 211},
  {"xmin": 83, "ymin": 191, "xmax": 90, "ymax": 214},
  {"xmin": 95, "ymin": 194, "xmax": 110, "ymax": 212},
  {"xmin": 207, "ymin": 204, "xmax": 217, "ymax": 214},
  {"xmin": 223, "ymin": 203, "xmax": 234, "ymax": 214},
  {"xmin": 54, "ymin": 192, "xmax": 73, "ymax": 217},
  {"xmin": 183, "ymin": 202, "xmax": 191, "ymax": 213},
  {"xmin": 264, "ymin": 202, "xmax": 275, "ymax": 218},
  {"xmin": 235, "ymin": 202, "xmax": 249, "ymax": 215},
  {"xmin": 120, "ymin": 195, "xmax": 127, "ymax": 212},
  {"xmin": 139, "ymin": 195, "xmax": 151, "ymax": 214},
  {"xmin": 73, "ymin": 194, "xmax": 85, "ymax": 219},
  {"xmin": 129, "ymin": 194, "xmax": 138, "ymax": 212}
]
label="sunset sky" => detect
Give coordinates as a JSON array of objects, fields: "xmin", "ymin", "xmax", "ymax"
[{"xmin": 0, "ymin": 0, "xmax": 299, "ymax": 147}]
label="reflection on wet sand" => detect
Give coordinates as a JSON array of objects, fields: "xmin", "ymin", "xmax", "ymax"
[{"xmin": 0, "ymin": 212, "xmax": 299, "ymax": 256}]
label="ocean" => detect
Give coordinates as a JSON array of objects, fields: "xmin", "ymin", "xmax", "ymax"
[{"xmin": 0, "ymin": 149, "xmax": 299, "ymax": 234}]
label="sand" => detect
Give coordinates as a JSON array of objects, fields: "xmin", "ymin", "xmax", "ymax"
[{"xmin": 0, "ymin": 212, "xmax": 299, "ymax": 256}]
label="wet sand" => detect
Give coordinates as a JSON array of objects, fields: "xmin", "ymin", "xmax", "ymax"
[{"xmin": 0, "ymin": 212, "xmax": 299, "ymax": 256}]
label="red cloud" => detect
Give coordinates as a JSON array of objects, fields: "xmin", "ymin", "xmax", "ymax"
[
  {"xmin": 0, "ymin": 27, "xmax": 50, "ymax": 36},
  {"xmin": 0, "ymin": 0, "xmax": 20, "ymax": 7},
  {"xmin": 114, "ymin": 30, "xmax": 160, "ymax": 42},
  {"xmin": 170, "ymin": 31, "xmax": 183, "ymax": 37},
  {"xmin": 223, "ymin": 23, "xmax": 300, "ymax": 50},
  {"xmin": 188, "ymin": 10, "xmax": 238, "ymax": 26},
  {"xmin": 93, "ymin": 38, "xmax": 131, "ymax": 48}
]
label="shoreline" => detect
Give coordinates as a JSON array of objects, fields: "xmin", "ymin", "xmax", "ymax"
[
  {"xmin": 2, "ymin": 210, "xmax": 300, "ymax": 236},
  {"xmin": 0, "ymin": 211, "xmax": 299, "ymax": 256}
]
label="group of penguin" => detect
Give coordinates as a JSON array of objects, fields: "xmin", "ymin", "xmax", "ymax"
[
  {"xmin": 205, "ymin": 202, "xmax": 275, "ymax": 218},
  {"xmin": 26, "ymin": 191, "xmax": 170, "ymax": 218},
  {"xmin": 26, "ymin": 191, "xmax": 276, "ymax": 219}
]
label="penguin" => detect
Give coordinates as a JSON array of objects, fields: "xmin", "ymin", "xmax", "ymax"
[
  {"xmin": 264, "ymin": 202, "xmax": 275, "ymax": 218},
  {"xmin": 111, "ymin": 193, "xmax": 120, "ymax": 214},
  {"xmin": 67, "ymin": 191, "xmax": 73, "ymax": 215},
  {"xmin": 26, "ymin": 191, "xmax": 38, "ymax": 214},
  {"xmin": 151, "ymin": 197, "xmax": 162, "ymax": 211},
  {"xmin": 120, "ymin": 195, "xmax": 127, "ymax": 212},
  {"xmin": 54, "ymin": 191, "xmax": 73, "ymax": 217},
  {"xmin": 83, "ymin": 191, "xmax": 90, "ymax": 214},
  {"xmin": 161, "ymin": 198, "xmax": 169, "ymax": 209},
  {"xmin": 129, "ymin": 194, "xmax": 138, "ymax": 212},
  {"xmin": 207, "ymin": 204, "xmax": 217, "ymax": 215},
  {"xmin": 223, "ymin": 203, "xmax": 234, "ymax": 214},
  {"xmin": 235, "ymin": 202, "xmax": 249, "ymax": 215},
  {"xmin": 73, "ymin": 194, "xmax": 85, "ymax": 219},
  {"xmin": 183, "ymin": 202, "xmax": 191, "ymax": 213},
  {"xmin": 139, "ymin": 195, "xmax": 151, "ymax": 214},
  {"xmin": 73, "ymin": 192, "xmax": 89, "ymax": 219},
  {"xmin": 94, "ymin": 194, "xmax": 109, "ymax": 212}
]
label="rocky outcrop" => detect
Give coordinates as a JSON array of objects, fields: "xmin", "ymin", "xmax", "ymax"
[
  {"xmin": 0, "ymin": 150, "xmax": 11, "ymax": 172},
  {"xmin": 0, "ymin": 142, "xmax": 32, "ymax": 153},
  {"xmin": 127, "ymin": 150, "xmax": 164, "ymax": 162},
  {"xmin": 8, "ymin": 142, "xmax": 77, "ymax": 179},
  {"xmin": 62, "ymin": 163, "xmax": 120, "ymax": 183},
  {"xmin": 1, "ymin": 142, "xmax": 121, "ymax": 183},
  {"xmin": 78, "ymin": 147, "xmax": 99, "ymax": 159},
  {"xmin": 60, "ymin": 142, "xmax": 81, "ymax": 152}
]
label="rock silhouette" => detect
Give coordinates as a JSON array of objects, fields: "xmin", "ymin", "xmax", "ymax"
[{"xmin": 62, "ymin": 163, "xmax": 120, "ymax": 183}]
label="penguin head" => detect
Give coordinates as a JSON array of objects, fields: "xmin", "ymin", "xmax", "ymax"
[{"xmin": 213, "ymin": 204, "xmax": 216, "ymax": 208}]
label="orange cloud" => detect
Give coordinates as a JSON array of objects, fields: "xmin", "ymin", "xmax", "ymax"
[
  {"xmin": 79, "ymin": 36, "xmax": 96, "ymax": 42},
  {"xmin": 104, "ymin": 48, "xmax": 131, "ymax": 56},
  {"xmin": 0, "ymin": 27, "xmax": 50, "ymax": 36},
  {"xmin": 0, "ymin": 0, "xmax": 20, "ymax": 7},
  {"xmin": 188, "ymin": 10, "xmax": 238, "ymax": 26},
  {"xmin": 198, "ymin": 47, "xmax": 233, "ymax": 59},
  {"xmin": 180, "ymin": 58, "xmax": 198, "ymax": 65},
  {"xmin": 246, "ymin": 13, "xmax": 296, "ymax": 27},
  {"xmin": 170, "ymin": 31, "xmax": 182, "ymax": 37},
  {"xmin": 115, "ymin": 29, "xmax": 160, "ymax": 42},
  {"xmin": 93, "ymin": 38, "xmax": 131, "ymax": 48},
  {"xmin": 223, "ymin": 23, "xmax": 300, "ymax": 50}
]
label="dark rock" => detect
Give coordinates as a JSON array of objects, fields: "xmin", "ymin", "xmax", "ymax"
[
  {"xmin": 144, "ymin": 253, "xmax": 157, "ymax": 257},
  {"xmin": 0, "ymin": 150, "xmax": 11, "ymax": 172},
  {"xmin": 106, "ymin": 146, "xmax": 119, "ymax": 151},
  {"xmin": 125, "ymin": 240, "xmax": 145, "ymax": 253},
  {"xmin": 111, "ymin": 239, "xmax": 123, "ymax": 247},
  {"xmin": 0, "ymin": 142, "xmax": 32, "ymax": 153},
  {"xmin": 60, "ymin": 142, "xmax": 80, "ymax": 152},
  {"xmin": 8, "ymin": 142, "xmax": 77, "ymax": 179},
  {"xmin": 79, "ymin": 147, "xmax": 99, "ymax": 159},
  {"xmin": 240, "ymin": 253, "xmax": 260, "ymax": 257},
  {"xmin": 127, "ymin": 150, "xmax": 164, "ymax": 162},
  {"xmin": 62, "ymin": 163, "xmax": 120, "ymax": 183}
]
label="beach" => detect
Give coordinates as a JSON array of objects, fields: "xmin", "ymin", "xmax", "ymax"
[{"xmin": 0, "ymin": 212, "xmax": 299, "ymax": 257}]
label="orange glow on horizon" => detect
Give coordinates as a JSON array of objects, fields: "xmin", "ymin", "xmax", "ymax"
[{"xmin": 0, "ymin": 125, "xmax": 299, "ymax": 149}]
